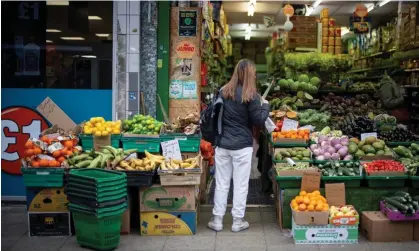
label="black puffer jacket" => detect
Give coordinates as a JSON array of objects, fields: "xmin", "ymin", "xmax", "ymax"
[{"xmin": 218, "ymin": 86, "xmax": 270, "ymax": 150}]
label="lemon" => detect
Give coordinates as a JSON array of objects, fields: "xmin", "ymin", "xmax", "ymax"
[
  {"xmin": 92, "ymin": 128, "xmax": 98, "ymax": 133},
  {"xmin": 101, "ymin": 131, "xmax": 109, "ymax": 136},
  {"xmin": 95, "ymin": 131, "xmax": 102, "ymax": 137},
  {"xmin": 112, "ymin": 129, "xmax": 120, "ymax": 134},
  {"xmin": 98, "ymin": 117, "xmax": 105, "ymax": 122},
  {"xmin": 90, "ymin": 117, "xmax": 96, "ymax": 123},
  {"xmin": 86, "ymin": 121, "xmax": 92, "ymax": 127},
  {"xmin": 85, "ymin": 129, "xmax": 93, "ymax": 134}
]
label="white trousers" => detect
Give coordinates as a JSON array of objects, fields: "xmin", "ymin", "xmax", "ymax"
[{"xmin": 213, "ymin": 147, "xmax": 253, "ymax": 218}]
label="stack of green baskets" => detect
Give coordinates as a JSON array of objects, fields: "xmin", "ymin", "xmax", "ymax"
[{"xmin": 66, "ymin": 169, "xmax": 127, "ymax": 250}]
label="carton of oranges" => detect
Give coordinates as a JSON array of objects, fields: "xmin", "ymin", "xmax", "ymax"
[
  {"xmin": 272, "ymin": 129, "xmax": 310, "ymax": 142},
  {"xmin": 24, "ymin": 135, "xmax": 81, "ymax": 168},
  {"xmin": 291, "ymin": 190, "xmax": 329, "ymax": 212}
]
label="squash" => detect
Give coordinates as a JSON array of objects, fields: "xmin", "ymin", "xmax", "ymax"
[{"xmin": 286, "ymin": 111, "xmax": 297, "ymax": 119}]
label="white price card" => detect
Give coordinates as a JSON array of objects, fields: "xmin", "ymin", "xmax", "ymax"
[
  {"xmin": 281, "ymin": 118, "xmax": 299, "ymax": 132},
  {"xmin": 361, "ymin": 132, "xmax": 377, "ymax": 140},
  {"xmin": 161, "ymin": 139, "xmax": 182, "ymax": 161}
]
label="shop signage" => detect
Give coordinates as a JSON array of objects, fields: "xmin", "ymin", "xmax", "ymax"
[
  {"xmin": 175, "ymin": 58, "xmax": 193, "ymax": 77},
  {"xmin": 176, "ymin": 42, "xmax": 196, "ymax": 58},
  {"xmin": 179, "ymin": 10, "xmax": 198, "ymax": 37},
  {"xmin": 169, "ymin": 80, "xmax": 197, "ymax": 100},
  {"xmin": 1, "ymin": 106, "xmax": 49, "ymax": 175},
  {"xmin": 161, "ymin": 139, "xmax": 182, "ymax": 161},
  {"xmin": 355, "ymin": 4, "xmax": 368, "ymax": 17},
  {"xmin": 283, "ymin": 4, "xmax": 294, "ymax": 17}
]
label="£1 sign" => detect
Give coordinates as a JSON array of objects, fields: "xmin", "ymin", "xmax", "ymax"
[{"xmin": 2, "ymin": 106, "xmax": 49, "ymax": 174}]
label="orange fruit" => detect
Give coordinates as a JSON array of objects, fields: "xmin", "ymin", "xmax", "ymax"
[
  {"xmin": 315, "ymin": 204, "xmax": 323, "ymax": 211},
  {"xmin": 24, "ymin": 141, "xmax": 33, "ymax": 149},
  {"xmin": 303, "ymin": 198, "xmax": 310, "ymax": 205},
  {"xmin": 307, "ymin": 204, "xmax": 315, "ymax": 211},
  {"xmin": 291, "ymin": 199, "xmax": 297, "ymax": 205},
  {"xmin": 292, "ymin": 204, "xmax": 299, "ymax": 211},
  {"xmin": 57, "ymin": 156, "xmax": 66, "ymax": 163},
  {"xmin": 60, "ymin": 148, "xmax": 68, "ymax": 156},
  {"xmin": 52, "ymin": 150, "xmax": 61, "ymax": 158},
  {"xmin": 63, "ymin": 140, "xmax": 74, "ymax": 149},
  {"xmin": 298, "ymin": 204, "xmax": 307, "ymax": 211},
  {"xmin": 39, "ymin": 159, "xmax": 49, "ymax": 167},
  {"xmin": 31, "ymin": 160, "xmax": 40, "ymax": 167},
  {"xmin": 313, "ymin": 190, "xmax": 320, "ymax": 196},
  {"xmin": 299, "ymin": 191, "xmax": 307, "ymax": 196},
  {"xmin": 295, "ymin": 196, "xmax": 303, "ymax": 204},
  {"xmin": 26, "ymin": 149, "xmax": 34, "ymax": 157},
  {"xmin": 33, "ymin": 147, "xmax": 42, "ymax": 155},
  {"xmin": 309, "ymin": 200, "xmax": 317, "ymax": 207}
]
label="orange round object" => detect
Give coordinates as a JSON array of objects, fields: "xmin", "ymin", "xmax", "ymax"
[
  {"xmin": 39, "ymin": 159, "xmax": 49, "ymax": 167},
  {"xmin": 303, "ymin": 198, "xmax": 310, "ymax": 205},
  {"xmin": 298, "ymin": 204, "xmax": 307, "ymax": 211},
  {"xmin": 66, "ymin": 150, "xmax": 73, "ymax": 157},
  {"xmin": 57, "ymin": 156, "xmax": 66, "ymax": 163},
  {"xmin": 60, "ymin": 148, "xmax": 68, "ymax": 156},
  {"xmin": 31, "ymin": 160, "xmax": 40, "ymax": 167},
  {"xmin": 63, "ymin": 140, "xmax": 74, "ymax": 149},
  {"xmin": 52, "ymin": 150, "xmax": 61, "ymax": 158},
  {"xmin": 26, "ymin": 149, "xmax": 35, "ymax": 157},
  {"xmin": 24, "ymin": 141, "xmax": 34, "ymax": 149},
  {"xmin": 40, "ymin": 136, "xmax": 49, "ymax": 142},
  {"xmin": 33, "ymin": 147, "xmax": 42, "ymax": 155},
  {"xmin": 307, "ymin": 204, "xmax": 315, "ymax": 211},
  {"xmin": 49, "ymin": 160, "xmax": 60, "ymax": 167}
]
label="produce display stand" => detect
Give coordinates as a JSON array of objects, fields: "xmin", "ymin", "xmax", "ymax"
[
  {"xmin": 121, "ymin": 134, "xmax": 161, "ymax": 153},
  {"xmin": 385, "ymin": 141, "xmax": 419, "ymax": 147},
  {"xmin": 364, "ymin": 174, "xmax": 408, "ymax": 188},
  {"xmin": 21, "ymin": 167, "xmax": 65, "ymax": 188},
  {"xmin": 409, "ymin": 176, "xmax": 419, "ymax": 188},
  {"xmin": 321, "ymin": 175, "xmax": 363, "ymax": 188},
  {"xmin": 159, "ymin": 133, "xmax": 201, "ymax": 153}
]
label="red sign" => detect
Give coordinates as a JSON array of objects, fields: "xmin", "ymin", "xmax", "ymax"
[
  {"xmin": 1, "ymin": 106, "xmax": 49, "ymax": 174},
  {"xmin": 283, "ymin": 4, "xmax": 294, "ymax": 17},
  {"xmin": 176, "ymin": 42, "xmax": 196, "ymax": 58},
  {"xmin": 355, "ymin": 4, "xmax": 368, "ymax": 18}
]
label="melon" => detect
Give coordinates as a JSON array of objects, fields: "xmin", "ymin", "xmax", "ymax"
[
  {"xmin": 298, "ymin": 82, "xmax": 309, "ymax": 91},
  {"xmin": 278, "ymin": 79, "xmax": 289, "ymax": 89},
  {"xmin": 286, "ymin": 79, "xmax": 294, "ymax": 86},
  {"xmin": 310, "ymin": 76, "xmax": 321, "ymax": 87},
  {"xmin": 290, "ymin": 81, "xmax": 299, "ymax": 91},
  {"xmin": 298, "ymin": 74, "xmax": 310, "ymax": 83}
]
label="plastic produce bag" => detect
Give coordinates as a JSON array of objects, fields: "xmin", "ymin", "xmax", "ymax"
[{"xmin": 265, "ymin": 117, "xmax": 276, "ymax": 133}]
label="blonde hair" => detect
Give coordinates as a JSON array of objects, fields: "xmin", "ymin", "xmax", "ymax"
[{"xmin": 222, "ymin": 59, "xmax": 257, "ymax": 103}]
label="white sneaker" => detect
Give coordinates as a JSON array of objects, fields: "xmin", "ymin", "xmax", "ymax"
[
  {"xmin": 207, "ymin": 215, "xmax": 223, "ymax": 232},
  {"xmin": 232, "ymin": 218, "xmax": 249, "ymax": 232}
]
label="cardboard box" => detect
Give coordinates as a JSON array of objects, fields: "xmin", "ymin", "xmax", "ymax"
[
  {"xmin": 414, "ymin": 220, "xmax": 419, "ymax": 241},
  {"xmin": 292, "ymin": 218, "xmax": 358, "ymax": 244},
  {"xmin": 120, "ymin": 194, "xmax": 132, "ymax": 234},
  {"xmin": 139, "ymin": 185, "xmax": 197, "ymax": 212},
  {"xmin": 140, "ymin": 210, "xmax": 197, "ymax": 236},
  {"xmin": 159, "ymin": 155, "xmax": 203, "ymax": 186},
  {"xmin": 26, "ymin": 188, "xmax": 68, "ymax": 212},
  {"xmin": 28, "ymin": 212, "xmax": 71, "ymax": 237},
  {"xmin": 199, "ymin": 159, "xmax": 209, "ymax": 203},
  {"xmin": 361, "ymin": 211, "xmax": 414, "ymax": 242},
  {"xmin": 37, "ymin": 97, "xmax": 76, "ymax": 132}
]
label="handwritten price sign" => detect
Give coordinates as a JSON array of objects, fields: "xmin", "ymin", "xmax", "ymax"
[{"xmin": 1, "ymin": 106, "xmax": 49, "ymax": 174}]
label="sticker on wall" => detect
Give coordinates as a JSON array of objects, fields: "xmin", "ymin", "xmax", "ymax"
[
  {"xmin": 178, "ymin": 10, "xmax": 198, "ymax": 37},
  {"xmin": 169, "ymin": 80, "xmax": 197, "ymax": 100},
  {"xmin": 176, "ymin": 42, "xmax": 196, "ymax": 58},
  {"xmin": 1, "ymin": 106, "xmax": 49, "ymax": 175},
  {"xmin": 175, "ymin": 58, "xmax": 193, "ymax": 77}
]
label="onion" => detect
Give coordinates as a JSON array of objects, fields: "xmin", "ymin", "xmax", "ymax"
[
  {"xmin": 343, "ymin": 155, "xmax": 353, "ymax": 160},
  {"xmin": 334, "ymin": 144, "xmax": 343, "ymax": 150},
  {"xmin": 316, "ymin": 156, "xmax": 325, "ymax": 161},
  {"xmin": 318, "ymin": 135, "xmax": 329, "ymax": 144},
  {"xmin": 323, "ymin": 152, "xmax": 331, "ymax": 160},
  {"xmin": 313, "ymin": 149, "xmax": 321, "ymax": 156},
  {"xmin": 331, "ymin": 153, "xmax": 341, "ymax": 160},
  {"xmin": 327, "ymin": 146, "xmax": 336, "ymax": 154},
  {"xmin": 340, "ymin": 136, "xmax": 349, "ymax": 146},
  {"xmin": 337, "ymin": 146, "xmax": 348, "ymax": 158},
  {"xmin": 321, "ymin": 141, "xmax": 330, "ymax": 147},
  {"xmin": 330, "ymin": 137, "xmax": 340, "ymax": 147},
  {"xmin": 310, "ymin": 144, "xmax": 318, "ymax": 151}
]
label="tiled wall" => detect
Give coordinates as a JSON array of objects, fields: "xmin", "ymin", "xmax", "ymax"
[{"xmin": 115, "ymin": 1, "xmax": 158, "ymax": 120}]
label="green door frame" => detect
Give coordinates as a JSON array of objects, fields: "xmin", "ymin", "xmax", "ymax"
[{"xmin": 156, "ymin": 1, "xmax": 170, "ymax": 121}]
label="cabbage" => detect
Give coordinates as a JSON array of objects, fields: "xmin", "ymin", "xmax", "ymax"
[{"xmin": 331, "ymin": 153, "xmax": 341, "ymax": 160}]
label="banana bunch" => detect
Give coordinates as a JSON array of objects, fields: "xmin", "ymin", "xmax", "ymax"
[
  {"xmin": 160, "ymin": 157, "xmax": 199, "ymax": 170},
  {"xmin": 115, "ymin": 150, "xmax": 164, "ymax": 171}
]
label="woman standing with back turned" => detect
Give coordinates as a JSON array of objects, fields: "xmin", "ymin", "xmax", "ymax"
[{"xmin": 208, "ymin": 59, "xmax": 270, "ymax": 232}]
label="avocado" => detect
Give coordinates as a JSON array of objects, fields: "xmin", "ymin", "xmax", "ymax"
[
  {"xmin": 355, "ymin": 150, "xmax": 365, "ymax": 158},
  {"xmin": 358, "ymin": 140, "xmax": 366, "ymax": 148},
  {"xmin": 365, "ymin": 136, "xmax": 377, "ymax": 145},
  {"xmin": 372, "ymin": 142, "xmax": 384, "ymax": 150},
  {"xmin": 362, "ymin": 145, "xmax": 376, "ymax": 154},
  {"xmin": 376, "ymin": 150, "xmax": 385, "ymax": 156}
]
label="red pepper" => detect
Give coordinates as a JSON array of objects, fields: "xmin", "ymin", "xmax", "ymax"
[{"xmin": 365, "ymin": 160, "xmax": 405, "ymax": 173}]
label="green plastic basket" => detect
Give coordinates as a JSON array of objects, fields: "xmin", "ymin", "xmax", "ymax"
[
  {"xmin": 69, "ymin": 169, "xmax": 126, "ymax": 185},
  {"xmin": 65, "ymin": 189, "xmax": 127, "ymax": 203},
  {"xmin": 65, "ymin": 185, "xmax": 127, "ymax": 198},
  {"xmin": 67, "ymin": 177, "xmax": 126, "ymax": 189},
  {"xmin": 409, "ymin": 176, "xmax": 419, "ymax": 189},
  {"xmin": 160, "ymin": 134, "xmax": 201, "ymax": 152},
  {"xmin": 72, "ymin": 208, "xmax": 125, "ymax": 250},
  {"xmin": 67, "ymin": 181, "xmax": 127, "ymax": 193},
  {"xmin": 121, "ymin": 137, "xmax": 160, "ymax": 153},
  {"xmin": 322, "ymin": 176, "xmax": 363, "ymax": 188},
  {"xmin": 275, "ymin": 176, "xmax": 302, "ymax": 189},
  {"xmin": 80, "ymin": 134, "xmax": 121, "ymax": 150},
  {"xmin": 365, "ymin": 175, "xmax": 408, "ymax": 188},
  {"xmin": 21, "ymin": 167, "xmax": 64, "ymax": 187},
  {"xmin": 69, "ymin": 202, "xmax": 127, "ymax": 215}
]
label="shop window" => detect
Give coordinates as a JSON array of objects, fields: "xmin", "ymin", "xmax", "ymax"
[{"xmin": 1, "ymin": 1, "xmax": 113, "ymax": 89}]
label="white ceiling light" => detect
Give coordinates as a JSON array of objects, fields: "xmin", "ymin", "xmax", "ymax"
[
  {"xmin": 245, "ymin": 24, "xmax": 252, "ymax": 34},
  {"xmin": 46, "ymin": 1, "xmax": 69, "ymax": 6},
  {"xmin": 367, "ymin": 4, "xmax": 375, "ymax": 12},
  {"xmin": 245, "ymin": 34, "xmax": 251, "ymax": 40},
  {"xmin": 305, "ymin": 7, "xmax": 314, "ymax": 16},
  {"xmin": 95, "ymin": 33, "xmax": 110, "ymax": 37},
  {"xmin": 46, "ymin": 40, "xmax": 53, "ymax": 43},
  {"xmin": 248, "ymin": 0, "xmax": 256, "ymax": 17},
  {"xmin": 312, "ymin": 0, "xmax": 323, "ymax": 8},
  {"xmin": 81, "ymin": 55, "xmax": 97, "ymax": 58},
  {"xmin": 379, "ymin": 0, "xmax": 391, "ymax": 7},
  {"xmin": 46, "ymin": 29, "xmax": 61, "ymax": 33},
  {"xmin": 61, "ymin": 37, "xmax": 85, "ymax": 40},
  {"xmin": 88, "ymin": 16, "xmax": 102, "ymax": 20}
]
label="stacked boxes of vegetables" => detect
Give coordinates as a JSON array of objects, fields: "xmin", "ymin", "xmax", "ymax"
[
  {"xmin": 66, "ymin": 169, "xmax": 127, "ymax": 250},
  {"xmin": 381, "ymin": 191, "xmax": 419, "ymax": 221},
  {"xmin": 392, "ymin": 143, "xmax": 419, "ymax": 188},
  {"xmin": 81, "ymin": 117, "xmax": 122, "ymax": 150},
  {"xmin": 363, "ymin": 160, "xmax": 408, "ymax": 188},
  {"xmin": 317, "ymin": 160, "xmax": 363, "ymax": 187}
]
